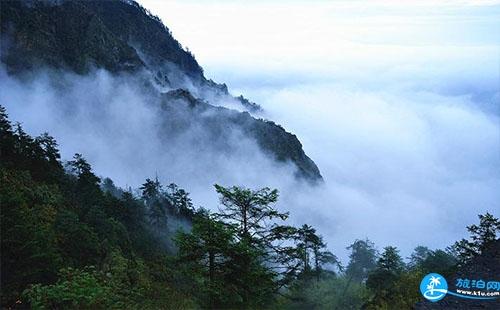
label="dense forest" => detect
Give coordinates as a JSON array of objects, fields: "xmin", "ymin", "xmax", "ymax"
[{"xmin": 1, "ymin": 104, "xmax": 499, "ymax": 309}]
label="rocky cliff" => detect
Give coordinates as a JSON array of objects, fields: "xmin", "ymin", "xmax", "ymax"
[{"xmin": 0, "ymin": 0, "xmax": 322, "ymax": 182}]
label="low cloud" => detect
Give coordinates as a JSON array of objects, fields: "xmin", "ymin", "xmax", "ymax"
[
  {"xmin": 1, "ymin": 58, "xmax": 499, "ymax": 262},
  {"xmin": 0, "ymin": 66, "xmax": 301, "ymax": 214},
  {"xmin": 2, "ymin": 0, "xmax": 499, "ymax": 262},
  {"xmin": 234, "ymin": 66, "xmax": 500, "ymax": 260}
]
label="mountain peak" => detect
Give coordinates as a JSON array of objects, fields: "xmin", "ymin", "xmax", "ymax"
[{"xmin": 1, "ymin": 0, "xmax": 322, "ymax": 182}]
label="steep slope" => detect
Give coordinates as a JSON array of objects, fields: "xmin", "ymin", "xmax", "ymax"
[
  {"xmin": 161, "ymin": 89, "xmax": 322, "ymax": 181},
  {"xmin": 0, "ymin": 0, "xmax": 322, "ymax": 182}
]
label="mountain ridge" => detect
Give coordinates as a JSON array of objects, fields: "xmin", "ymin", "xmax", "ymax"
[{"xmin": 0, "ymin": 0, "xmax": 322, "ymax": 182}]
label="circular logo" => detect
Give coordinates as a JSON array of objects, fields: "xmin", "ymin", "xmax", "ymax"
[{"xmin": 420, "ymin": 273, "xmax": 448, "ymax": 302}]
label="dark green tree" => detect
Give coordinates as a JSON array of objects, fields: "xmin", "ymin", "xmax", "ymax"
[
  {"xmin": 213, "ymin": 185, "xmax": 288, "ymax": 306},
  {"xmin": 101, "ymin": 177, "xmax": 123, "ymax": 198},
  {"xmin": 419, "ymin": 250, "xmax": 457, "ymax": 275},
  {"xmin": 376, "ymin": 246, "xmax": 405, "ymax": 273},
  {"xmin": 312, "ymin": 237, "xmax": 341, "ymax": 277},
  {"xmin": 54, "ymin": 210, "xmax": 100, "ymax": 268},
  {"xmin": 365, "ymin": 246, "xmax": 405, "ymax": 309},
  {"xmin": 345, "ymin": 239, "xmax": 377, "ymax": 283},
  {"xmin": 172, "ymin": 188, "xmax": 194, "ymax": 217},
  {"xmin": 35, "ymin": 133, "xmax": 61, "ymax": 164},
  {"xmin": 140, "ymin": 178, "xmax": 162, "ymax": 201},
  {"xmin": 67, "ymin": 153, "xmax": 102, "ymax": 209},
  {"xmin": 407, "ymin": 246, "xmax": 456, "ymax": 275},
  {"xmin": 407, "ymin": 245, "xmax": 431, "ymax": 270},
  {"xmin": 0, "ymin": 106, "xmax": 17, "ymax": 164},
  {"xmin": 294, "ymin": 224, "xmax": 341, "ymax": 279},
  {"xmin": 176, "ymin": 210, "xmax": 239, "ymax": 308},
  {"xmin": 214, "ymin": 184, "xmax": 285, "ymax": 242},
  {"xmin": 140, "ymin": 178, "xmax": 167, "ymax": 229},
  {"xmin": 449, "ymin": 212, "xmax": 499, "ymax": 265}
]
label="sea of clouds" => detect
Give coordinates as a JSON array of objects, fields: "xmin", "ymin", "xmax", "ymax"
[{"xmin": 1, "ymin": 0, "xmax": 499, "ymax": 262}]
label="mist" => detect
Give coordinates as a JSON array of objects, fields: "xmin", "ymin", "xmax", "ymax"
[
  {"xmin": 259, "ymin": 78, "xmax": 499, "ymax": 259},
  {"xmin": 138, "ymin": 0, "xmax": 499, "ymax": 260},
  {"xmin": 1, "ymin": 0, "xmax": 499, "ymax": 263},
  {"xmin": 222, "ymin": 60, "xmax": 499, "ymax": 259},
  {"xmin": 0, "ymin": 66, "xmax": 301, "ymax": 200}
]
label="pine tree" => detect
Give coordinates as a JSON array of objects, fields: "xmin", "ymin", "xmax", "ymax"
[
  {"xmin": 345, "ymin": 239, "xmax": 377, "ymax": 283},
  {"xmin": 176, "ymin": 210, "xmax": 238, "ymax": 308},
  {"xmin": 0, "ymin": 105, "xmax": 15, "ymax": 162},
  {"xmin": 365, "ymin": 246, "xmax": 405, "ymax": 307},
  {"xmin": 449, "ymin": 212, "xmax": 499, "ymax": 265},
  {"xmin": 214, "ymin": 184, "xmax": 285, "ymax": 243},
  {"xmin": 140, "ymin": 178, "xmax": 167, "ymax": 229}
]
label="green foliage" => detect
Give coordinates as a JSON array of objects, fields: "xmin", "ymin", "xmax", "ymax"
[
  {"xmin": 0, "ymin": 106, "xmax": 194, "ymax": 308},
  {"xmin": 364, "ymin": 269, "xmax": 424, "ymax": 310},
  {"xmin": 294, "ymin": 224, "xmax": 341, "ymax": 280},
  {"xmin": 176, "ymin": 188, "xmax": 283, "ymax": 308},
  {"xmin": 376, "ymin": 246, "xmax": 405, "ymax": 272},
  {"xmin": 0, "ymin": 105, "xmax": 494, "ymax": 309},
  {"xmin": 176, "ymin": 211, "xmax": 240, "ymax": 308},
  {"xmin": 214, "ymin": 184, "xmax": 282, "ymax": 240},
  {"xmin": 0, "ymin": 168, "xmax": 62, "ymax": 304},
  {"xmin": 345, "ymin": 239, "xmax": 377, "ymax": 283},
  {"xmin": 23, "ymin": 267, "xmax": 114, "ymax": 309},
  {"xmin": 1, "ymin": 106, "xmax": 330, "ymax": 309},
  {"xmin": 364, "ymin": 246, "xmax": 406, "ymax": 309},
  {"xmin": 408, "ymin": 246, "xmax": 456, "ymax": 276},
  {"xmin": 280, "ymin": 274, "xmax": 369, "ymax": 310},
  {"xmin": 174, "ymin": 186, "xmax": 341, "ymax": 309},
  {"xmin": 363, "ymin": 244, "xmax": 457, "ymax": 309},
  {"xmin": 449, "ymin": 212, "xmax": 499, "ymax": 265}
]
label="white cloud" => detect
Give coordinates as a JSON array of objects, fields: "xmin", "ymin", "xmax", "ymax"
[
  {"xmin": 1, "ymin": 0, "xmax": 498, "ymax": 263},
  {"xmin": 137, "ymin": 0, "xmax": 500, "ymax": 259}
]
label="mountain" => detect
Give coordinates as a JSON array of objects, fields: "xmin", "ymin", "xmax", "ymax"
[{"xmin": 0, "ymin": 0, "xmax": 321, "ymax": 181}]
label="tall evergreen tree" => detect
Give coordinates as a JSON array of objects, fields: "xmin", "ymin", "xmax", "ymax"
[
  {"xmin": 0, "ymin": 105, "xmax": 15, "ymax": 162},
  {"xmin": 450, "ymin": 212, "xmax": 499, "ymax": 265},
  {"xmin": 407, "ymin": 245, "xmax": 431, "ymax": 270},
  {"xmin": 176, "ymin": 210, "xmax": 239, "ymax": 308},
  {"xmin": 294, "ymin": 224, "xmax": 340, "ymax": 278},
  {"xmin": 345, "ymin": 239, "xmax": 377, "ymax": 283},
  {"xmin": 67, "ymin": 153, "xmax": 102, "ymax": 209},
  {"xmin": 140, "ymin": 178, "xmax": 167, "ymax": 229},
  {"xmin": 365, "ymin": 246, "xmax": 405, "ymax": 308},
  {"xmin": 214, "ymin": 184, "xmax": 285, "ymax": 242}
]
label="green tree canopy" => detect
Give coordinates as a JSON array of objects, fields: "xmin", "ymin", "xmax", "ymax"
[{"xmin": 450, "ymin": 212, "xmax": 499, "ymax": 265}]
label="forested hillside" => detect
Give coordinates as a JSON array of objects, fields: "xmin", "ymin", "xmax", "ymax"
[
  {"xmin": 1, "ymin": 105, "xmax": 499, "ymax": 309},
  {"xmin": 0, "ymin": 105, "xmax": 336, "ymax": 308},
  {"xmin": 1, "ymin": 0, "xmax": 498, "ymax": 309}
]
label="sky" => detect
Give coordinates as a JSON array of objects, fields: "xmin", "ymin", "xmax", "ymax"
[{"xmin": 137, "ymin": 0, "xmax": 500, "ymax": 258}]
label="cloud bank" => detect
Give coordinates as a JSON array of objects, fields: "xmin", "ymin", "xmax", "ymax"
[
  {"xmin": 1, "ymin": 0, "xmax": 498, "ymax": 262},
  {"xmin": 136, "ymin": 0, "xmax": 500, "ymax": 259}
]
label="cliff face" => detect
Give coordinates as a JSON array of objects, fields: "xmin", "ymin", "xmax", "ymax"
[
  {"xmin": 0, "ymin": 0, "xmax": 322, "ymax": 182},
  {"xmin": 0, "ymin": 0, "xmax": 199, "ymax": 76},
  {"xmin": 162, "ymin": 89, "xmax": 322, "ymax": 181}
]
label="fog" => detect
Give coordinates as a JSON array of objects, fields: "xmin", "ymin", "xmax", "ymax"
[
  {"xmin": 1, "ymin": 0, "xmax": 499, "ymax": 262},
  {"xmin": 256, "ymin": 77, "xmax": 499, "ymax": 260},
  {"xmin": 138, "ymin": 0, "xmax": 500, "ymax": 260},
  {"xmin": 0, "ymin": 66, "xmax": 301, "ymax": 202}
]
